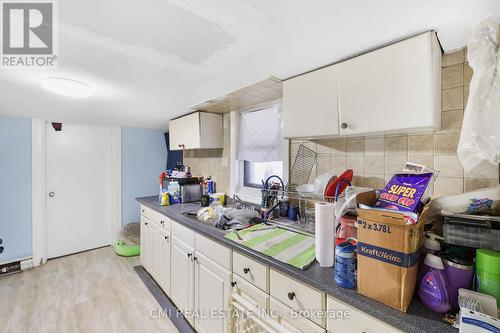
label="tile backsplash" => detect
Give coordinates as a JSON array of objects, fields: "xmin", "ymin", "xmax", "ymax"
[
  {"xmin": 290, "ymin": 48, "xmax": 499, "ymax": 198},
  {"xmin": 183, "ymin": 113, "xmax": 230, "ymax": 194}
]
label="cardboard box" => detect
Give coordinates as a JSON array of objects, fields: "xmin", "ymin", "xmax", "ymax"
[{"xmin": 356, "ymin": 190, "xmax": 428, "ymax": 312}]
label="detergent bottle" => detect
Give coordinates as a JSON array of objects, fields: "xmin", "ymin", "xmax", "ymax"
[{"xmin": 418, "ymin": 253, "xmax": 452, "ymax": 313}]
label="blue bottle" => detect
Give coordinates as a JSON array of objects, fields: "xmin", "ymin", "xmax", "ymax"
[{"xmin": 334, "ymin": 242, "xmax": 356, "ymax": 289}]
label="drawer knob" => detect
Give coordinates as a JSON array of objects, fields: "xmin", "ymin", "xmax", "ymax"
[
  {"xmin": 287, "ymin": 292, "xmax": 296, "ymax": 300},
  {"xmin": 164, "ymin": 235, "xmax": 169, "ymax": 240},
  {"xmin": 341, "ymin": 122, "xmax": 348, "ymax": 129},
  {"xmin": 193, "ymin": 256, "xmax": 198, "ymax": 262},
  {"xmin": 243, "ymin": 267, "xmax": 250, "ymax": 274},
  {"xmin": 231, "ymin": 281, "xmax": 237, "ymax": 288},
  {"xmin": 160, "ymin": 220, "xmax": 164, "ymax": 225},
  {"xmin": 187, "ymin": 253, "xmax": 192, "ymax": 258},
  {"xmin": 145, "ymin": 222, "xmax": 148, "ymax": 226}
]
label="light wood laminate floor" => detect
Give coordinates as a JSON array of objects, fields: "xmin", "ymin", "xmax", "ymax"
[{"xmin": 0, "ymin": 247, "xmax": 180, "ymax": 333}]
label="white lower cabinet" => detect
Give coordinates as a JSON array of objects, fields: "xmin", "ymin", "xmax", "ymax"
[
  {"xmin": 232, "ymin": 274, "xmax": 269, "ymax": 312},
  {"xmin": 157, "ymin": 227, "xmax": 171, "ymax": 295},
  {"xmin": 270, "ymin": 269, "xmax": 325, "ymax": 328},
  {"xmin": 171, "ymin": 235, "xmax": 196, "ymax": 324},
  {"xmin": 140, "ymin": 215, "xmax": 151, "ymax": 271},
  {"xmin": 194, "ymin": 252, "xmax": 232, "ymax": 333},
  {"xmin": 326, "ymin": 296, "xmax": 402, "ymax": 333},
  {"xmin": 270, "ymin": 297, "xmax": 326, "ymax": 333},
  {"xmin": 140, "ymin": 206, "xmax": 402, "ymax": 333}
]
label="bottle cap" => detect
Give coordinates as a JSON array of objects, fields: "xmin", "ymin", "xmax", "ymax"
[{"xmin": 424, "ymin": 253, "xmax": 444, "ymax": 269}]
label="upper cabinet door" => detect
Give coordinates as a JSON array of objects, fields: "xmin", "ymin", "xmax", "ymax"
[
  {"xmin": 338, "ymin": 32, "xmax": 441, "ymax": 136},
  {"xmin": 169, "ymin": 112, "xmax": 223, "ymax": 150},
  {"xmin": 170, "ymin": 112, "xmax": 201, "ymax": 150},
  {"xmin": 283, "ymin": 64, "xmax": 340, "ymax": 138}
]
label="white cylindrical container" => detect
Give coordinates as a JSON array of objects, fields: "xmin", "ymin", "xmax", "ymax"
[{"xmin": 315, "ymin": 202, "xmax": 335, "ymax": 267}]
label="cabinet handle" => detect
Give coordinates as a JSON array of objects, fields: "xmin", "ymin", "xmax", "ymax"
[
  {"xmin": 178, "ymin": 144, "xmax": 185, "ymax": 149},
  {"xmin": 231, "ymin": 281, "xmax": 237, "ymax": 288},
  {"xmin": 145, "ymin": 222, "xmax": 148, "ymax": 226},
  {"xmin": 187, "ymin": 253, "xmax": 192, "ymax": 258},
  {"xmin": 243, "ymin": 267, "xmax": 250, "ymax": 274},
  {"xmin": 287, "ymin": 292, "xmax": 296, "ymax": 300},
  {"xmin": 341, "ymin": 122, "xmax": 348, "ymax": 129},
  {"xmin": 164, "ymin": 235, "xmax": 169, "ymax": 240},
  {"xmin": 193, "ymin": 256, "xmax": 198, "ymax": 263},
  {"xmin": 160, "ymin": 220, "xmax": 164, "ymax": 225}
]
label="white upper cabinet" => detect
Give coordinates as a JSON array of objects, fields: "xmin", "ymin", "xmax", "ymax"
[
  {"xmin": 338, "ymin": 32, "xmax": 441, "ymax": 136},
  {"xmin": 169, "ymin": 112, "xmax": 223, "ymax": 150},
  {"xmin": 283, "ymin": 64, "xmax": 340, "ymax": 138},
  {"xmin": 282, "ymin": 32, "xmax": 441, "ymax": 138}
]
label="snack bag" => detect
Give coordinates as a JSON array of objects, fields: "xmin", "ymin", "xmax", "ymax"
[
  {"xmin": 161, "ymin": 191, "xmax": 170, "ymax": 206},
  {"xmin": 375, "ymin": 173, "xmax": 433, "ymax": 213}
]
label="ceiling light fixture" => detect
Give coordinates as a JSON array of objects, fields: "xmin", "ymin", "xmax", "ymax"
[{"xmin": 42, "ymin": 77, "xmax": 93, "ymax": 98}]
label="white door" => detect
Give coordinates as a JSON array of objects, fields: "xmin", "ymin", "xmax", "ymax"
[
  {"xmin": 170, "ymin": 236, "xmax": 195, "ymax": 324},
  {"xmin": 169, "ymin": 112, "xmax": 200, "ymax": 150},
  {"xmin": 149, "ymin": 223, "xmax": 161, "ymax": 279},
  {"xmin": 283, "ymin": 64, "xmax": 340, "ymax": 138},
  {"xmin": 140, "ymin": 216, "xmax": 151, "ymax": 270},
  {"xmin": 158, "ymin": 228, "xmax": 171, "ymax": 296},
  {"xmin": 194, "ymin": 252, "xmax": 231, "ymax": 333},
  {"xmin": 46, "ymin": 123, "xmax": 112, "ymax": 258},
  {"xmin": 337, "ymin": 32, "xmax": 436, "ymax": 136}
]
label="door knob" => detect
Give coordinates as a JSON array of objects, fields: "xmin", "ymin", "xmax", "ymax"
[
  {"xmin": 341, "ymin": 122, "xmax": 348, "ymax": 129},
  {"xmin": 49, "ymin": 192, "xmax": 55, "ymax": 197}
]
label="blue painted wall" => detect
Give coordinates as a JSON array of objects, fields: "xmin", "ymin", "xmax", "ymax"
[
  {"xmin": 122, "ymin": 127, "xmax": 167, "ymax": 226},
  {"xmin": 0, "ymin": 116, "xmax": 32, "ymax": 263}
]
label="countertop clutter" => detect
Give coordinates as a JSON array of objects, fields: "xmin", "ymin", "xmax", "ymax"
[{"xmin": 136, "ymin": 196, "xmax": 456, "ymax": 333}]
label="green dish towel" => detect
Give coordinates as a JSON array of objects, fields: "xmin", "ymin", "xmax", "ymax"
[{"xmin": 225, "ymin": 224, "xmax": 315, "ymax": 270}]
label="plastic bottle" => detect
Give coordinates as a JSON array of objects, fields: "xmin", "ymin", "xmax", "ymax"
[
  {"xmin": 418, "ymin": 232, "xmax": 443, "ymax": 282},
  {"xmin": 167, "ymin": 181, "xmax": 181, "ymax": 204},
  {"xmin": 418, "ymin": 253, "xmax": 452, "ymax": 313},
  {"xmin": 334, "ymin": 241, "xmax": 356, "ymax": 289},
  {"xmin": 475, "ymin": 249, "xmax": 500, "ymax": 305}
]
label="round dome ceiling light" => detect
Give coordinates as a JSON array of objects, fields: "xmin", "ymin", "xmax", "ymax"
[{"xmin": 42, "ymin": 77, "xmax": 93, "ymax": 98}]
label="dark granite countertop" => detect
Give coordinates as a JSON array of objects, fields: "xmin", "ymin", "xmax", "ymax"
[{"xmin": 137, "ymin": 196, "xmax": 457, "ymax": 333}]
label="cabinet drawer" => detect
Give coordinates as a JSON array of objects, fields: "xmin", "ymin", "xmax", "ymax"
[
  {"xmin": 233, "ymin": 251, "xmax": 269, "ymax": 292},
  {"xmin": 270, "ymin": 269, "xmax": 325, "ymax": 327},
  {"xmin": 270, "ymin": 297, "xmax": 325, "ymax": 333},
  {"xmin": 171, "ymin": 221, "xmax": 195, "ymax": 248},
  {"xmin": 195, "ymin": 233, "xmax": 231, "ymax": 270},
  {"xmin": 327, "ymin": 296, "xmax": 402, "ymax": 333},
  {"xmin": 232, "ymin": 275, "xmax": 269, "ymax": 312},
  {"xmin": 140, "ymin": 205, "xmax": 152, "ymax": 219},
  {"xmin": 150, "ymin": 211, "xmax": 171, "ymax": 232}
]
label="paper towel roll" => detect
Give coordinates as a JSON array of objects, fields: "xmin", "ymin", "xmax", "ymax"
[{"xmin": 315, "ymin": 202, "xmax": 335, "ymax": 267}]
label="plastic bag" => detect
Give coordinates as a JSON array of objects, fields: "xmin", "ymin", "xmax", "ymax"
[
  {"xmin": 457, "ymin": 17, "xmax": 500, "ymax": 172},
  {"xmin": 334, "ymin": 186, "xmax": 372, "ymax": 225},
  {"xmin": 121, "ymin": 223, "xmax": 140, "ymax": 246}
]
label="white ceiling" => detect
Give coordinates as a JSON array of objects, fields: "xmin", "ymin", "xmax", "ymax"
[{"xmin": 1, "ymin": 0, "xmax": 499, "ymax": 128}]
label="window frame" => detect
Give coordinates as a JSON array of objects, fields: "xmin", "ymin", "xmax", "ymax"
[{"xmin": 229, "ymin": 107, "xmax": 289, "ymax": 204}]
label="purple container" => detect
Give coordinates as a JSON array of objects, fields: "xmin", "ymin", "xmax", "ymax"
[
  {"xmin": 443, "ymin": 255, "xmax": 474, "ymax": 309},
  {"xmin": 418, "ymin": 254, "xmax": 452, "ymax": 313}
]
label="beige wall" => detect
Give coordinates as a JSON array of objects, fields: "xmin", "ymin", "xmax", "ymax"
[
  {"xmin": 290, "ymin": 48, "xmax": 499, "ymax": 198},
  {"xmin": 183, "ymin": 113, "xmax": 230, "ymax": 194}
]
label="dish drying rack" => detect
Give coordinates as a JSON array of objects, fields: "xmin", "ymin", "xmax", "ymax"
[{"xmin": 260, "ymin": 186, "xmax": 346, "ymax": 236}]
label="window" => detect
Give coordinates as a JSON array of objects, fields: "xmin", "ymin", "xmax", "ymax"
[
  {"xmin": 243, "ymin": 160, "xmax": 283, "ymax": 188},
  {"xmin": 229, "ymin": 100, "xmax": 288, "ymax": 203}
]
